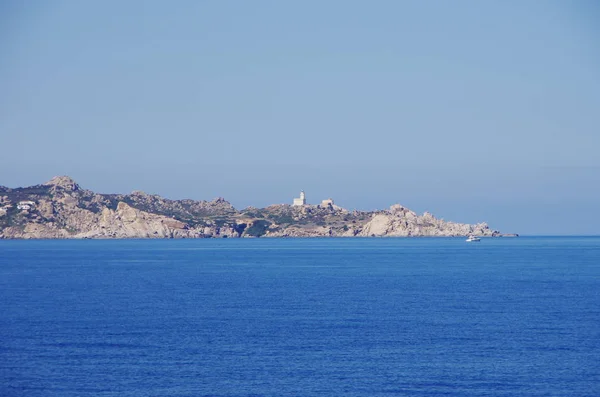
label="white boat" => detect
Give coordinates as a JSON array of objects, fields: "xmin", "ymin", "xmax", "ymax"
[{"xmin": 466, "ymin": 235, "xmax": 481, "ymax": 242}]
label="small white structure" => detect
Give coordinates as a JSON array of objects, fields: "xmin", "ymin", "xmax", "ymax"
[
  {"xmin": 17, "ymin": 201, "xmax": 35, "ymax": 210},
  {"xmin": 293, "ymin": 190, "xmax": 306, "ymax": 206},
  {"xmin": 321, "ymin": 198, "xmax": 334, "ymax": 207}
]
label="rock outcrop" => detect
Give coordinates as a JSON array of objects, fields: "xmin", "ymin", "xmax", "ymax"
[
  {"xmin": 357, "ymin": 204, "xmax": 494, "ymax": 237},
  {"xmin": 0, "ymin": 176, "xmax": 509, "ymax": 239}
]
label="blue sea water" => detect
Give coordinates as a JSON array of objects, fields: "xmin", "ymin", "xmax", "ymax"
[{"xmin": 1, "ymin": 237, "xmax": 599, "ymax": 397}]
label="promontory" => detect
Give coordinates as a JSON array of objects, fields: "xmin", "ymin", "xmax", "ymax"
[{"xmin": 0, "ymin": 176, "xmax": 515, "ymax": 239}]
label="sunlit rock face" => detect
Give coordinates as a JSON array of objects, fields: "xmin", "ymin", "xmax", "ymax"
[{"xmin": 0, "ymin": 177, "xmax": 504, "ymax": 239}]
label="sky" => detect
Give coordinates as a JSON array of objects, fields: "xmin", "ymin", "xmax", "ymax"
[{"xmin": 1, "ymin": 0, "xmax": 599, "ymax": 235}]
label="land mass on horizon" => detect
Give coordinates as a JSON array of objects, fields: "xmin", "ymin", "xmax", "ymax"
[{"xmin": 0, "ymin": 176, "xmax": 516, "ymax": 239}]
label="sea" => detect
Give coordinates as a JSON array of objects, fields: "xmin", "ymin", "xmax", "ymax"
[{"xmin": 1, "ymin": 237, "xmax": 599, "ymax": 397}]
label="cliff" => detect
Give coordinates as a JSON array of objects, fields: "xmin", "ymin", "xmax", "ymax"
[{"xmin": 0, "ymin": 176, "xmax": 510, "ymax": 239}]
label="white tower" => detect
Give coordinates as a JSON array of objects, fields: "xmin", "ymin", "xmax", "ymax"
[{"xmin": 293, "ymin": 190, "xmax": 306, "ymax": 206}]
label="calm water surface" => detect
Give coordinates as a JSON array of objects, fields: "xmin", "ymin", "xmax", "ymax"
[{"xmin": 1, "ymin": 237, "xmax": 599, "ymax": 396}]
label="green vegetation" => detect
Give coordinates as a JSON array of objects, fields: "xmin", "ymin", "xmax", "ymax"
[
  {"xmin": 4, "ymin": 186, "xmax": 50, "ymax": 199},
  {"xmin": 65, "ymin": 226, "xmax": 78, "ymax": 234},
  {"xmin": 0, "ymin": 205, "xmax": 23, "ymax": 228},
  {"xmin": 76, "ymin": 202, "xmax": 104, "ymax": 214},
  {"xmin": 234, "ymin": 223, "xmax": 247, "ymax": 235},
  {"xmin": 212, "ymin": 218, "xmax": 229, "ymax": 227},
  {"xmin": 0, "ymin": 214, "xmax": 9, "ymax": 228},
  {"xmin": 268, "ymin": 214, "xmax": 295, "ymax": 224},
  {"xmin": 244, "ymin": 219, "xmax": 271, "ymax": 237},
  {"xmin": 242, "ymin": 209, "xmax": 264, "ymax": 218}
]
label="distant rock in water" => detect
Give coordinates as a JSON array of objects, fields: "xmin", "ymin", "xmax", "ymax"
[{"xmin": 0, "ymin": 177, "xmax": 511, "ymax": 239}]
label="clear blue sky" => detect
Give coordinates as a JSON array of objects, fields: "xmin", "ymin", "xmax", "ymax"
[{"xmin": 1, "ymin": 0, "xmax": 599, "ymax": 235}]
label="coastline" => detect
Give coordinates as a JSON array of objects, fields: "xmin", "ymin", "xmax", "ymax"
[{"xmin": 1, "ymin": 176, "xmax": 515, "ymax": 240}]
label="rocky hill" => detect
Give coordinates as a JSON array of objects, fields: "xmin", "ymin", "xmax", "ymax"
[{"xmin": 0, "ymin": 176, "xmax": 512, "ymax": 239}]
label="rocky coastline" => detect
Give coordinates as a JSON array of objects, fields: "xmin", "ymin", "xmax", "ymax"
[{"xmin": 0, "ymin": 176, "xmax": 515, "ymax": 239}]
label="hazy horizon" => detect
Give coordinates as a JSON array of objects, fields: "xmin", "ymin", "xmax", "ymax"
[{"xmin": 2, "ymin": 1, "xmax": 599, "ymax": 235}]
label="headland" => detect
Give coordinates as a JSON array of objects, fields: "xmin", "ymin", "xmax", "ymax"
[{"xmin": 0, "ymin": 176, "xmax": 517, "ymax": 239}]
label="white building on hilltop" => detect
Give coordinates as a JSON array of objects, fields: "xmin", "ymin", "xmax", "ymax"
[
  {"xmin": 293, "ymin": 190, "xmax": 306, "ymax": 206},
  {"xmin": 321, "ymin": 198, "xmax": 334, "ymax": 207},
  {"xmin": 17, "ymin": 201, "xmax": 35, "ymax": 211}
]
